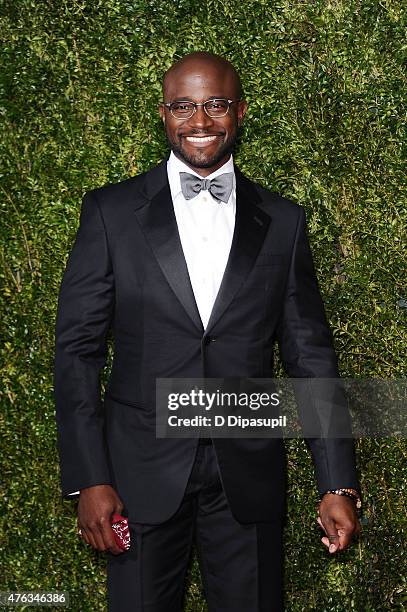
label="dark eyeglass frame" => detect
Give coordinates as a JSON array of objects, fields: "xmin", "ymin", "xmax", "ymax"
[{"xmin": 162, "ymin": 98, "xmax": 241, "ymax": 119}]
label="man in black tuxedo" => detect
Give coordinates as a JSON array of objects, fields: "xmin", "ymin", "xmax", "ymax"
[{"xmin": 54, "ymin": 52, "xmax": 361, "ymax": 611}]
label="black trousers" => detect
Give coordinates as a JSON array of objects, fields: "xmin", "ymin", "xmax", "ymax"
[{"xmin": 107, "ymin": 441, "xmax": 284, "ymax": 611}]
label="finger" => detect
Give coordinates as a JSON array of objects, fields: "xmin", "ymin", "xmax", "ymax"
[
  {"xmin": 84, "ymin": 522, "xmax": 106, "ymax": 551},
  {"xmin": 81, "ymin": 527, "xmax": 97, "ymax": 549},
  {"xmin": 316, "ymin": 516, "xmax": 326, "ymax": 533},
  {"xmin": 92, "ymin": 523, "xmax": 112, "ymax": 552},
  {"xmin": 317, "ymin": 516, "xmax": 335, "ymax": 546},
  {"xmin": 337, "ymin": 522, "xmax": 357, "ymax": 550},
  {"xmin": 320, "ymin": 517, "xmax": 339, "ymax": 553},
  {"xmin": 99, "ymin": 517, "xmax": 123, "ymax": 555},
  {"xmin": 78, "ymin": 528, "xmax": 89, "ymax": 545},
  {"xmin": 317, "ymin": 516, "xmax": 336, "ymax": 551},
  {"xmin": 115, "ymin": 502, "xmax": 124, "ymax": 515},
  {"xmin": 91, "ymin": 517, "xmax": 123, "ymax": 554},
  {"xmin": 321, "ymin": 535, "xmax": 339, "ymax": 550}
]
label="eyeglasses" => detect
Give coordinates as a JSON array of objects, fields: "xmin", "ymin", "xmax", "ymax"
[{"xmin": 162, "ymin": 98, "xmax": 241, "ymax": 119}]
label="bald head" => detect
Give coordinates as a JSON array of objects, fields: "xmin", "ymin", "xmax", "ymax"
[{"xmin": 163, "ymin": 52, "xmax": 243, "ymax": 101}]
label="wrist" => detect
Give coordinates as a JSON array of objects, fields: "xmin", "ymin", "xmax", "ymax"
[{"xmin": 319, "ymin": 488, "xmax": 362, "ymax": 514}]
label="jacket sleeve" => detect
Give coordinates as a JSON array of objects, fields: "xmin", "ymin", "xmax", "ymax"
[
  {"xmin": 53, "ymin": 191, "xmax": 114, "ymax": 497},
  {"xmin": 276, "ymin": 207, "xmax": 359, "ymax": 495}
]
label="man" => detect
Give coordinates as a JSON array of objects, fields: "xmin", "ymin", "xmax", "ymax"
[{"xmin": 54, "ymin": 52, "xmax": 361, "ymax": 611}]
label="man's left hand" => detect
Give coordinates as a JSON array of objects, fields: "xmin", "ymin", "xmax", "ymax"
[{"xmin": 317, "ymin": 494, "xmax": 361, "ymax": 553}]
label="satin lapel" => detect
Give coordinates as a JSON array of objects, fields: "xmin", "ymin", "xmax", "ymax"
[
  {"xmin": 205, "ymin": 169, "xmax": 271, "ymax": 333},
  {"xmin": 134, "ymin": 161, "xmax": 203, "ymax": 333}
]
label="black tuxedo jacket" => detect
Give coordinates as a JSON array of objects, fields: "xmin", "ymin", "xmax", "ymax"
[{"xmin": 54, "ymin": 160, "xmax": 358, "ymax": 524}]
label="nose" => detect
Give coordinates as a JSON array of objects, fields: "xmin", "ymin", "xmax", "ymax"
[{"xmin": 187, "ymin": 104, "xmax": 214, "ymax": 129}]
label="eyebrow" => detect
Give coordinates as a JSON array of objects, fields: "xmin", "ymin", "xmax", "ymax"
[{"xmin": 170, "ymin": 96, "xmax": 228, "ymax": 102}]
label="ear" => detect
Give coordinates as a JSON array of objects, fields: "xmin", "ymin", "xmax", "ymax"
[
  {"xmin": 237, "ymin": 100, "xmax": 248, "ymax": 127},
  {"xmin": 159, "ymin": 104, "xmax": 166, "ymax": 123}
]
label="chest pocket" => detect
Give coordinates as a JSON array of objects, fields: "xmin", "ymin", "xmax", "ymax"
[{"xmin": 241, "ymin": 252, "xmax": 287, "ymax": 296}]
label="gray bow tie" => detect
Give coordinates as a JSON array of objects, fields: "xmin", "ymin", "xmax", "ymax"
[{"xmin": 179, "ymin": 172, "xmax": 234, "ymax": 203}]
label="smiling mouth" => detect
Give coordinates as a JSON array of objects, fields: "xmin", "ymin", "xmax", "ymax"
[{"xmin": 184, "ymin": 135, "xmax": 218, "ymax": 143}]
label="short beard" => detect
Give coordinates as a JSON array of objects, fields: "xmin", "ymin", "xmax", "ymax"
[{"xmin": 167, "ymin": 131, "xmax": 237, "ymax": 169}]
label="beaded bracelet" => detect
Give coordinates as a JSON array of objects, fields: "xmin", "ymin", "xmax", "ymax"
[{"xmin": 319, "ymin": 488, "xmax": 362, "ymax": 514}]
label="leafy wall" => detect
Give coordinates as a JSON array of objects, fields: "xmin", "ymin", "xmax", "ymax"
[{"xmin": 0, "ymin": 1, "xmax": 405, "ymax": 610}]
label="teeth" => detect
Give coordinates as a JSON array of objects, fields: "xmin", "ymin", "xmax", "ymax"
[{"xmin": 186, "ymin": 136, "xmax": 217, "ymax": 143}]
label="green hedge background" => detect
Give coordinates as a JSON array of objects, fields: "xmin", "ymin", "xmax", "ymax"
[{"xmin": 1, "ymin": 0, "xmax": 405, "ymax": 610}]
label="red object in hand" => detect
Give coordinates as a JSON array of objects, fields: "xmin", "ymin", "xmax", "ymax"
[{"xmin": 111, "ymin": 513, "xmax": 131, "ymax": 551}]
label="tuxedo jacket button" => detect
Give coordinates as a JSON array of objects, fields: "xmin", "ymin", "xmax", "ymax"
[{"xmin": 203, "ymin": 336, "xmax": 216, "ymax": 345}]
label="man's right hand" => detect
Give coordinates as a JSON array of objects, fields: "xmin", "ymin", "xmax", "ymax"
[{"xmin": 77, "ymin": 484, "xmax": 125, "ymax": 555}]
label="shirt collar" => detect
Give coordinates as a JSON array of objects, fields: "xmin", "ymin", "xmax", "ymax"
[{"xmin": 167, "ymin": 150, "xmax": 235, "ymax": 201}]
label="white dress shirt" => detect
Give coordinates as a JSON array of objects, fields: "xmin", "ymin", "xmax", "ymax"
[
  {"xmin": 167, "ymin": 151, "xmax": 236, "ymax": 329},
  {"xmin": 68, "ymin": 152, "xmax": 236, "ymax": 496}
]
